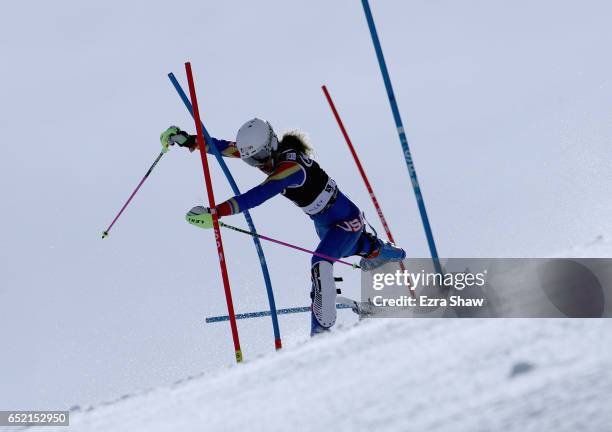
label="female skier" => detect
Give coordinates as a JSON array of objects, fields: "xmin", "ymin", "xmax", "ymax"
[{"xmin": 161, "ymin": 119, "xmax": 405, "ymax": 335}]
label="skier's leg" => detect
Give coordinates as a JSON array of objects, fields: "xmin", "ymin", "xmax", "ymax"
[
  {"xmin": 310, "ymin": 261, "xmax": 337, "ymax": 334},
  {"xmin": 351, "ymin": 230, "xmax": 406, "ymax": 271},
  {"xmin": 310, "ymin": 225, "xmax": 362, "ymax": 335},
  {"xmin": 318, "ymin": 192, "xmax": 406, "ymax": 268}
]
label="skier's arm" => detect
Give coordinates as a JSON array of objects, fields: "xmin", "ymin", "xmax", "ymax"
[
  {"xmin": 183, "ymin": 134, "xmax": 241, "ymax": 158},
  {"xmin": 216, "ymin": 162, "xmax": 305, "ymax": 216},
  {"xmin": 200, "ymin": 136, "xmax": 241, "ymax": 158},
  {"xmin": 160, "ymin": 126, "xmax": 240, "ymax": 158}
]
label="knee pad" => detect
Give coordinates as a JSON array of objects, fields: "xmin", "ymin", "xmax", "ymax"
[{"xmin": 310, "ymin": 261, "xmax": 337, "ymax": 328}]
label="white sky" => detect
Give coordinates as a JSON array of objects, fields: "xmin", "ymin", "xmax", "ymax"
[{"xmin": 1, "ymin": 0, "xmax": 611, "ymax": 409}]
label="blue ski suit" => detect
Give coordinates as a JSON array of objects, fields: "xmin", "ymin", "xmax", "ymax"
[{"xmin": 206, "ymin": 137, "xmax": 375, "ymax": 265}]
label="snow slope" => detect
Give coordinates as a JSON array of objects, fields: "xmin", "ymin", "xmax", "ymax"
[
  {"xmin": 32, "ymin": 238, "xmax": 612, "ymax": 432},
  {"xmin": 26, "ymin": 238, "xmax": 612, "ymax": 431},
  {"xmin": 35, "ymin": 318, "xmax": 612, "ymax": 432}
]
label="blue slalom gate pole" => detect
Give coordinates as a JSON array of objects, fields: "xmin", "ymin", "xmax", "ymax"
[
  {"xmin": 168, "ymin": 73, "xmax": 283, "ymax": 350},
  {"xmin": 360, "ymin": 0, "xmax": 442, "ymax": 274}
]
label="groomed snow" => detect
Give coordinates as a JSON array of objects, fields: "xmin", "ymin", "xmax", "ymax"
[
  {"xmin": 28, "ymin": 238, "xmax": 612, "ymax": 431},
  {"xmin": 35, "ymin": 317, "xmax": 611, "ymax": 432}
]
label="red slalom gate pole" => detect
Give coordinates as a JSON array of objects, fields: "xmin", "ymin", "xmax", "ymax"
[
  {"xmin": 322, "ymin": 85, "xmax": 413, "ymax": 296},
  {"xmin": 185, "ymin": 62, "xmax": 243, "ymax": 363},
  {"xmin": 321, "ymin": 85, "xmax": 400, "ymax": 245}
]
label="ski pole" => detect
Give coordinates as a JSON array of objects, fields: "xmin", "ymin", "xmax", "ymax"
[
  {"xmin": 185, "ymin": 62, "xmax": 243, "ymax": 364},
  {"xmin": 218, "ymin": 221, "xmax": 361, "ymax": 269},
  {"xmin": 102, "ymin": 150, "xmax": 166, "ymax": 238}
]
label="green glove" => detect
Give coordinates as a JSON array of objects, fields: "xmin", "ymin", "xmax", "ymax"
[
  {"xmin": 160, "ymin": 126, "xmax": 191, "ymax": 153},
  {"xmin": 186, "ymin": 206, "xmax": 214, "ymax": 229}
]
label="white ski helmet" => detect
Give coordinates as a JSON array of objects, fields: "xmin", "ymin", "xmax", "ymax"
[{"xmin": 236, "ymin": 118, "xmax": 278, "ymax": 166}]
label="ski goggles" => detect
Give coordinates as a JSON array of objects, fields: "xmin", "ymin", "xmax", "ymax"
[{"xmin": 242, "ymin": 147, "xmax": 271, "ymax": 167}]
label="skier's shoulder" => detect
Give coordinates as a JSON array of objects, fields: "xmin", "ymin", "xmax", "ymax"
[
  {"xmin": 267, "ymin": 157, "xmax": 304, "ymax": 183},
  {"xmin": 277, "ymin": 148, "xmax": 316, "ymax": 166},
  {"xmin": 276, "ymin": 148, "xmax": 300, "ymax": 162}
]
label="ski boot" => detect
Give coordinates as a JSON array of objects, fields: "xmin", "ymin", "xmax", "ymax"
[
  {"xmin": 310, "ymin": 311, "xmax": 331, "ymax": 336},
  {"xmin": 359, "ymin": 237, "xmax": 406, "ymax": 271}
]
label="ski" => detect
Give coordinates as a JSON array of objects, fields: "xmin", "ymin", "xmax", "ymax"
[
  {"xmin": 206, "ymin": 303, "xmax": 354, "ymax": 324},
  {"xmin": 336, "ymin": 296, "xmax": 378, "ymax": 317}
]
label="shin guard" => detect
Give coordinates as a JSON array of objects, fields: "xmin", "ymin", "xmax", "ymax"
[{"xmin": 311, "ymin": 261, "xmax": 337, "ymax": 328}]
